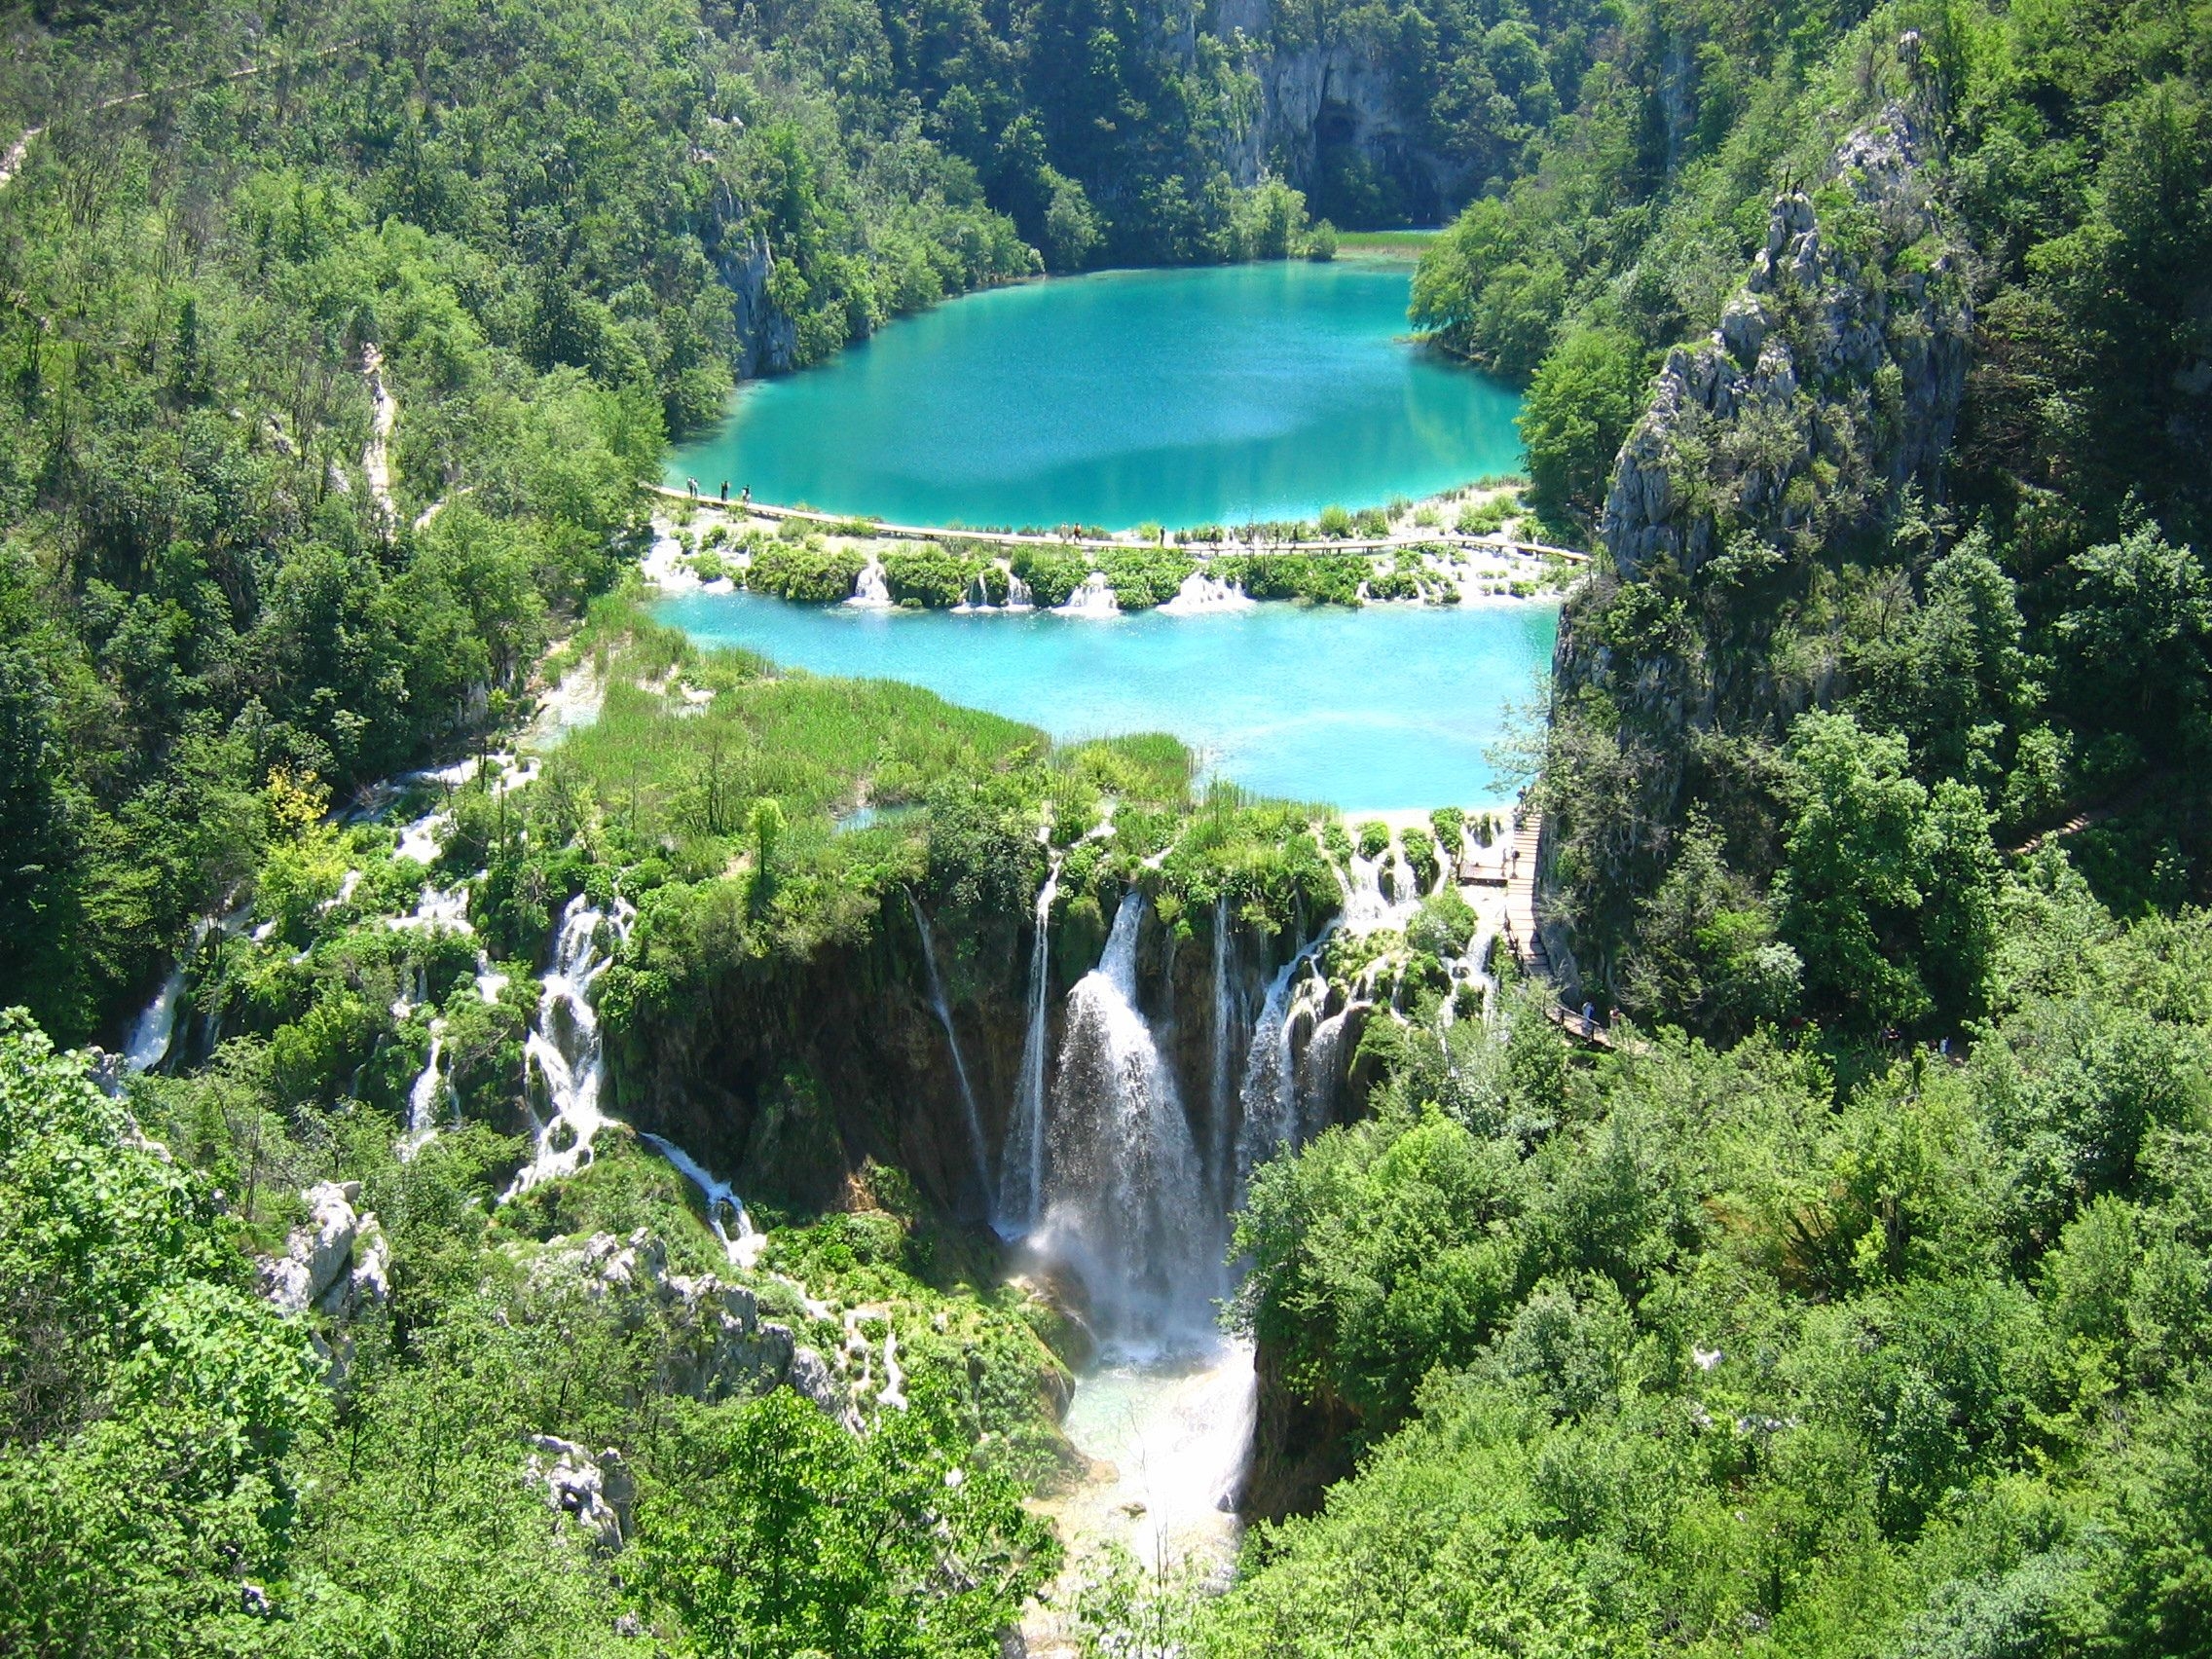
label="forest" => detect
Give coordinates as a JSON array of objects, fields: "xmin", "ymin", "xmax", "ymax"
[{"xmin": 4, "ymin": 0, "xmax": 2211, "ymax": 1653}]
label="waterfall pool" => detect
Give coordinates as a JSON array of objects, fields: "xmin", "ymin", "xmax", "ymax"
[
  {"xmin": 653, "ymin": 590, "xmax": 1558, "ymax": 809},
  {"xmin": 665, "ymin": 262, "xmax": 1525, "ymax": 531}
]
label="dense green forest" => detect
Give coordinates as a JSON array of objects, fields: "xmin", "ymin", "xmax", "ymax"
[{"xmin": 6, "ymin": 0, "xmax": 2212, "ymax": 1652}]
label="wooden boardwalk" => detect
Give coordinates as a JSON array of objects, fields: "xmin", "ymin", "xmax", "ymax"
[
  {"xmin": 1493, "ymin": 810, "xmax": 1616, "ymax": 1050},
  {"xmin": 1500, "ymin": 812, "xmax": 1548, "ymax": 977},
  {"xmin": 650, "ymin": 486, "xmax": 1590, "ymax": 564}
]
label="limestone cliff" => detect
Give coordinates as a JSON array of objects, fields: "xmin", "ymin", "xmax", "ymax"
[
  {"xmin": 1540, "ymin": 74, "xmax": 1973, "ymax": 993},
  {"xmin": 1213, "ymin": 0, "xmax": 1461, "ymax": 220}
]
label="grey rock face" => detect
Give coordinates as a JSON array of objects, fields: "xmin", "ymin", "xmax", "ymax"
[
  {"xmin": 259, "ymin": 1180, "xmax": 390, "ymax": 1318},
  {"xmin": 1600, "ymin": 101, "xmax": 1970, "ymax": 584},
  {"xmin": 525, "ymin": 1434, "xmax": 636, "ymax": 1549}
]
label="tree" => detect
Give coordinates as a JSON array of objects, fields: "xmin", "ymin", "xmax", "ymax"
[
  {"xmin": 2055, "ymin": 522, "xmax": 2212, "ymax": 741},
  {"xmin": 630, "ymin": 1389, "xmax": 1057, "ymax": 1658},
  {"xmin": 1774, "ymin": 711, "xmax": 1997, "ymax": 1034},
  {"xmin": 1518, "ymin": 327, "xmax": 1646, "ymax": 532}
]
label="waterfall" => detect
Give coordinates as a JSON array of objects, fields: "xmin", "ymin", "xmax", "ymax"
[
  {"xmin": 955, "ymin": 572, "xmax": 994, "ymax": 612},
  {"xmin": 996, "ymin": 857, "xmax": 1061, "ymax": 1231},
  {"xmin": 1231, "ymin": 923, "xmax": 1343, "ymax": 1200},
  {"xmin": 401, "ymin": 1020, "xmax": 450, "ymax": 1159},
  {"xmin": 1005, "ymin": 571, "xmax": 1035, "ymax": 609},
  {"xmin": 508, "ymin": 893, "xmax": 635, "ymax": 1196},
  {"xmin": 1054, "ymin": 571, "xmax": 1121, "ymax": 618},
  {"xmin": 847, "ymin": 554, "xmax": 893, "ymax": 608},
  {"xmin": 1208, "ymin": 895, "xmax": 1238, "ymax": 1205},
  {"xmin": 125, "ymin": 915, "xmax": 220, "ymax": 1074},
  {"xmin": 1160, "ymin": 571, "xmax": 1254, "ymax": 615},
  {"xmin": 1041, "ymin": 891, "xmax": 1217, "ymax": 1340},
  {"xmin": 641, "ymin": 1132, "xmax": 763, "ymax": 1268},
  {"xmin": 125, "ymin": 964, "xmax": 189, "ymax": 1074},
  {"xmin": 908, "ymin": 896, "xmax": 993, "ymax": 1199}
]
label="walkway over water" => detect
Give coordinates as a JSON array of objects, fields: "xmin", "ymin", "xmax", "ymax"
[{"xmin": 651, "ymin": 486, "xmax": 1591, "ymax": 564}]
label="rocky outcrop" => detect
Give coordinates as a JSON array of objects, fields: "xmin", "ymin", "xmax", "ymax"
[
  {"xmin": 1212, "ymin": 0, "xmax": 1465, "ymax": 219},
  {"xmin": 1602, "ymin": 100, "xmax": 1970, "ymax": 582},
  {"xmin": 1239, "ymin": 1337, "xmax": 1358, "ymax": 1522},
  {"xmin": 525, "ymin": 1434, "xmax": 636, "ymax": 1550},
  {"xmin": 260, "ymin": 1181, "xmax": 389, "ymax": 1317},
  {"xmin": 1540, "ymin": 67, "xmax": 1972, "ymax": 990},
  {"xmin": 535, "ymin": 1228, "xmax": 846, "ymax": 1419},
  {"xmin": 710, "ymin": 211, "xmax": 801, "ymax": 381}
]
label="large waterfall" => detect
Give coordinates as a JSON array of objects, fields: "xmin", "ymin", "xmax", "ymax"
[{"xmin": 1040, "ymin": 892, "xmax": 1219, "ymax": 1340}]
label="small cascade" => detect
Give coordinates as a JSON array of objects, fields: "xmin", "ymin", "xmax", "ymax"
[
  {"xmin": 1235, "ymin": 952, "xmax": 1320, "ymax": 1196},
  {"xmin": 847, "ymin": 554, "xmax": 893, "ymax": 608},
  {"xmin": 508, "ymin": 893, "xmax": 635, "ymax": 1196},
  {"xmin": 908, "ymin": 896, "xmax": 993, "ymax": 1199},
  {"xmin": 125, "ymin": 964, "xmax": 189, "ymax": 1075},
  {"xmin": 1041, "ymin": 891, "xmax": 1217, "ymax": 1339},
  {"xmin": 1208, "ymin": 894, "xmax": 1239, "ymax": 1204},
  {"xmin": 954, "ymin": 572, "xmax": 995, "ymax": 612},
  {"xmin": 125, "ymin": 915, "xmax": 220, "ymax": 1074},
  {"xmin": 641, "ymin": 1132, "xmax": 764, "ymax": 1268},
  {"xmin": 1054, "ymin": 571, "xmax": 1121, "ymax": 618},
  {"xmin": 1160, "ymin": 570, "xmax": 1255, "ymax": 615},
  {"xmin": 996, "ymin": 857, "xmax": 1061, "ymax": 1232},
  {"xmin": 1004, "ymin": 571, "xmax": 1035, "ymax": 609},
  {"xmin": 401, "ymin": 1020, "xmax": 451, "ymax": 1159}
]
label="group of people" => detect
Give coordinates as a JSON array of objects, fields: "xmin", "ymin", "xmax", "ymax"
[{"xmin": 683, "ymin": 477, "xmax": 751, "ymax": 507}]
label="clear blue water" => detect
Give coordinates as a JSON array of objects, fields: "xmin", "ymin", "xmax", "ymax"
[
  {"xmin": 666, "ymin": 263, "xmax": 1525, "ymax": 531},
  {"xmin": 653, "ymin": 592, "xmax": 1558, "ymax": 809}
]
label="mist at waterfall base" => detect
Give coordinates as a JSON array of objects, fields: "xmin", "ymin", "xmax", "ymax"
[{"xmin": 655, "ymin": 591, "xmax": 1557, "ymax": 808}]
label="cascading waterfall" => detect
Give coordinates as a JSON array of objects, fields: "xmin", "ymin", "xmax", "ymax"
[
  {"xmin": 641, "ymin": 1132, "xmax": 764, "ymax": 1268},
  {"xmin": 1041, "ymin": 891, "xmax": 1218, "ymax": 1339},
  {"xmin": 125, "ymin": 963, "xmax": 190, "ymax": 1074},
  {"xmin": 996, "ymin": 857, "xmax": 1061, "ymax": 1231},
  {"xmin": 1004, "ymin": 571, "xmax": 1034, "ymax": 609},
  {"xmin": 1160, "ymin": 570, "xmax": 1254, "ymax": 615},
  {"xmin": 908, "ymin": 896, "xmax": 993, "ymax": 1199},
  {"xmin": 848, "ymin": 554, "xmax": 893, "ymax": 608},
  {"xmin": 401, "ymin": 1020, "xmax": 451, "ymax": 1159},
  {"xmin": 1234, "ymin": 948, "xmax": 1332, "ymax": 1198},
  {"xmin": 1055, "ymin": 571, "xmax": 1121, "ymax": 618},
  {"xmin": 508, "ymin": 893, "xmax": 635, "ymax": 1195}
]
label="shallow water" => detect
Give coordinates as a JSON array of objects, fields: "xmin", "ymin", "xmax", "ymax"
[
  {"xmin": 666, "ymin": 263, "xmax": 1525, "ymax": 530},
  {"xmin": 653, "ymin": 591, "xmax": 1558, "ymax": 809},
  {"xmin": 1049, "ymin": 1338, "xmax": 1257, "ymax": 1571}
]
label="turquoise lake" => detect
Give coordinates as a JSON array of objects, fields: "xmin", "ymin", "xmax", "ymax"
[
  {"xmin": 666, "ymin": 262, "xmax": 1526, "ymax": 531},
  {"xmin": 653, "ymin": 592, "xmax": 1558, "ymax": 809}
]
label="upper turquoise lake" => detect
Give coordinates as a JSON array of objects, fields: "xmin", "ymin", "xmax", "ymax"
[{"xmin": 667, "ymin": 262, "xmax": 1525, "ymax": 530}]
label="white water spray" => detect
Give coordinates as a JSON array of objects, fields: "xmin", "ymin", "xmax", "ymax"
[
  {"xmin": 641, "ymin": 1132, "xmax": 764, "ymax": 1268},
  {"xmin": 508, "ymin": 894, "xmax": 634, "ymax": 1195},
  {"xmin": 847, "ymin": 554, "xmax": 893, "ymax": 608},
  {"xmin": 1042, "ymin": 892, "xmax": 1218, "ymax": 1339},
  {"xmin": 401, "ymin": 1020, "xmax": 451, "ymax": 1159},
  {"xmin": 1054, "ymin": 571, "xmax": 1121, "ymax": 618}
]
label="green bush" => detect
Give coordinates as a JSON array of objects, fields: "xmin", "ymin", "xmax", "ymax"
[{"xmin": 748, "ymin": 542, "xmax": 868, "ymax": 604}]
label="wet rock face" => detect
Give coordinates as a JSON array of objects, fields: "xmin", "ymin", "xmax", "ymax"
[{"xmin": 1601, "ymin": 103, "xmax": 1971, "ymax": 585}]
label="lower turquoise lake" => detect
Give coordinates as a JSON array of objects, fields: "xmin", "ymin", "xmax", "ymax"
[
  {"xmin": 653, "ymin": 593, "xmax": 1559, "ymax": 809},
  {"xmin": 666, "ymin": 262, "xmax": 1525, "ymax": 531}
]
